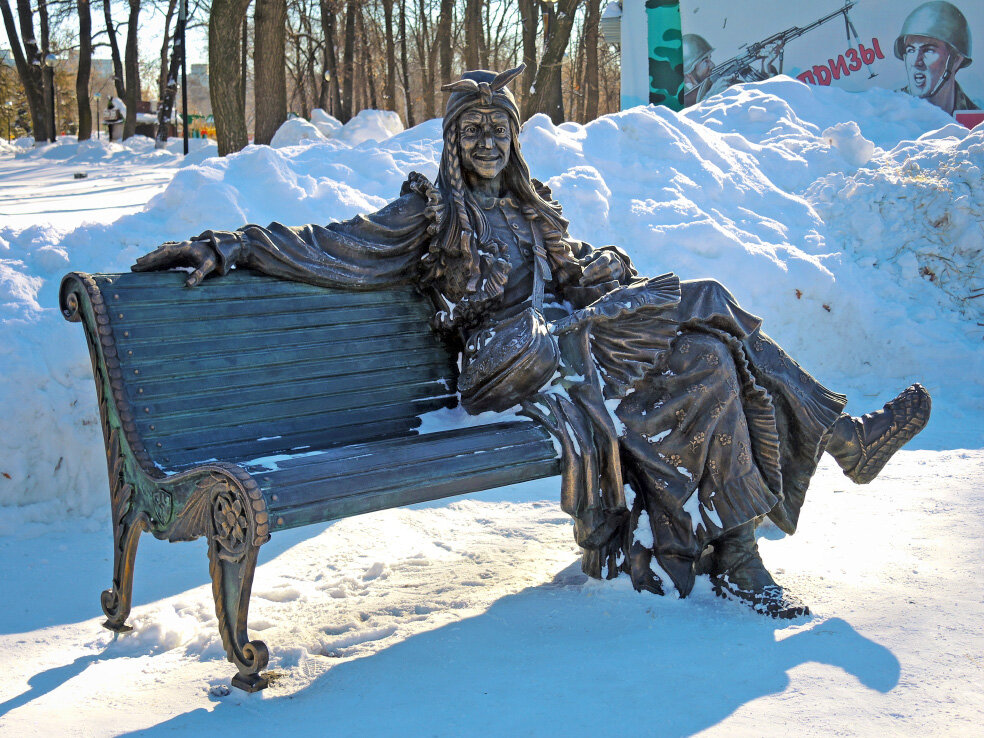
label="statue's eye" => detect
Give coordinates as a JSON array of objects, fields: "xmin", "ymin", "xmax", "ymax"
[
  {"xmin": 495, "ymin": 127, "xmax": 507, "ymax": 135},
  {"xmin": 463, "ymin": 125, "xmax": 478, "ymax": 135}
]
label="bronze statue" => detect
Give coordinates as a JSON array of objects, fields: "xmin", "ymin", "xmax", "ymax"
[{"xmin": 133, "ymin": 65, "xmax": 930, "ymax": 618}]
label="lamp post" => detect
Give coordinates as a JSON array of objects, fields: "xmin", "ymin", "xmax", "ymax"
[
  {"xmin": 94, "ymin": 92, "xmax": 102, "ymax": 140},
  {"xmin": 43, "ymin": 52, "xmax": 57, "ymax": 143}
]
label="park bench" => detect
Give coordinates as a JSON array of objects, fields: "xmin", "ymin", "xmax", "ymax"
[{"xmin": 59, "ymin": 269, "xmax": 561, "ymax": 692}]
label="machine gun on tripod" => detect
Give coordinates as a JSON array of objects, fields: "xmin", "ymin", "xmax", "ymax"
[{"xmin": 692, "ymin": 1, "xmax": 876, "ymax": 103}]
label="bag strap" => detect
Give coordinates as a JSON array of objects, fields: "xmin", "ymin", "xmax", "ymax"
[{"xmin": 530, "ymin": 220, "xmax": 552, "ymax": 312}]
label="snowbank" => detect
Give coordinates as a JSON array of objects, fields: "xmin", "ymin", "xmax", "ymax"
[
  {"xmin": 1, "ymin": 77, "xmax": 981, "ymax": 520},
  {"xmin": 271, "ymin": 109, "xmax": 406, "ymax": 149}
]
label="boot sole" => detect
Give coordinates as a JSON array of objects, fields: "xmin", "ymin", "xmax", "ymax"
[
  {"xmin": 847, "ymin": 383, "xmax": 931, "ymax": 484},
  {"xmin": 711, "ymin": 575, "xmax": 810, "ymax": 619}
]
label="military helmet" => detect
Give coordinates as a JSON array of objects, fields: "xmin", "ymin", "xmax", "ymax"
[
  {"xmin": 894, "ymin": 1, "xmax": 972, "ymax": 69},
  {"xmin": 683, "ymin": 34, "xmax": 714, "ymax": 75}
]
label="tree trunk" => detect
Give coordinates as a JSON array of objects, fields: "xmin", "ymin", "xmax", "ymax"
[
  {"xmin": 254, "ymin": 0, "xmax": 286, "ymax": 145},
  {"xmin": 122, "ymin": 0, "xmax": 140, "ymax": 139},
  {"xmin": 381, "ymin": 0, "xmax": 396, "ymax": 110},
  {"xmin": 523, "ymin": 0, "xmax": 581, "ymax": 123},
  {"xmin": 398, "ymin": 0, "xmax": 413, "ymax": 126},
  {"xmin": 155, "ymin": 2, "xmax": 185, "ymax": 148},
  {"xmin": 77, "ymin": 0, "xmax": 93, "ymax": 140},
  {"xmin": 1, "ymin": 0, "xmax": 49, "ymax": 142},
  {"xmin": 583, "ymin": 0, "xmax": 600, "ymax": 122},
  {"xmin": 434, "ymin": 0, "xmax": 453, "ymax": 108},
  {"xmin": 415, "ymin": 0, "xmax": 433, "ymax": 120},
  {"xmin": 103, "ymin": 0, "xmax": 126, "ymax": 98},
  {"xmin": 339, "ymin": 0, "xmax": 355, "ymax": 122},
  {"xmin": 210, "ymin": 0, "xmax": 252, "ymax": 155},
  {"xmin": 38, "ymin": 0, "xmax": 54, "ymax": 140},
  {"xmin": 157, "ymin": 0, "xmax": 177, "ymax": 102},
  {"xmin": 240, "ymin": 13, "xmax": 248, "ymax": 119},
  {"xmin": 319, "ymin": 0, "xmax": 341, "ymax": 117},
  {"xmin": 356, "ymin": 5, "xmax": 377, "ymax": 110},
  {"xmin": 464, "ymin": 0, "xmax": 484, "ymax": 71},
  {"xmin": 516, "ymin": 0, "xmax": 537, "ymax": 110}
]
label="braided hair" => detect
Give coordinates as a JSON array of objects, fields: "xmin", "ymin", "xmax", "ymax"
[{"xmin": 423, "ymin": 66, "xmax": 582, "ymax": 330}]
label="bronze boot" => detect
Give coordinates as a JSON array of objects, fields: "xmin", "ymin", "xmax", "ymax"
[
  {"xmin": 708, "ymin": 522, "xmax": 809, "ymax": 619},
  {"xmin": 826, "ymin": 383, "xmax": 931, "ymax": 485}
]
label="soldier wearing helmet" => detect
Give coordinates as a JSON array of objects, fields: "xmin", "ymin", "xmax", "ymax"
[
  {"xmin": 895, "ymin": 1, "xmax": 979, "ymax": 115},
  {"xmin": 683, "ymin": 34, "xmax": 717, "ymax": 105},
  {"xmin": 683, "ymin": 33, "xmax": 783, "ymax": 106}
]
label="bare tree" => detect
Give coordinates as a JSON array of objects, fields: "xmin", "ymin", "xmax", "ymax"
[
  {"xmin": 210, "ymin": 0, "xmax": 251, "ymax": 154},
  {"xmin": 434, "ymin": 0, "xmax": 453, "ymax": 109},
  {"xmin": 253, "ymin": 0, "xmax": 286, "ymax": 144},
  {"xmin": 121, "ymin": 0, "xmax": 141, "ymax": 139},
  {"xmin": 102, "ymin": 0, "xmax": 126, "ymax": 98},
  {"xmin": 581, "ymin": 0, "xmax": 600, "ymax": 122},
  {"xmin": 463, "ymin": 0, "xmax": 484, "ymax": 71},
  {"xmin": 1, "ymin": 0, "xmax": 51, "ymax": 141},
  {"xmin": 523, "ymin": 0, "xmax": 581, "ymax": 123},
  {"xmin": 77, "ymin": 0, "xmax": 93, "ymax": 139}
]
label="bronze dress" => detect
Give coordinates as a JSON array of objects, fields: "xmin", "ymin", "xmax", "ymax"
[{"xmin": 199, "ymin": 176, "xmax": 846, "ymax": 597}]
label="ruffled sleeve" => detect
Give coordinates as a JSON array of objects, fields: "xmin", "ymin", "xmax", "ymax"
[{"xmin": 195, "ymin": 172, "xmax": 439, "ymax": 290}]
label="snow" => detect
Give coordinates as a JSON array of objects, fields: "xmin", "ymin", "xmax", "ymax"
[
  {"xmin": 271, "ymin": 108, "xmax": 406, "ymax": 149},
  {"xmin": 0, "ymin": 76, "xmax": 982, "ymax": 734}
]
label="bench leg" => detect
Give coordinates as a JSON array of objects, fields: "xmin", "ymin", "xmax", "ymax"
[
  {"xmin": 207, "ymin": 483, "xmax": 270, "ymax": 692},
  {"xmin": 101, "ymin": 432, "xmax": 150, "ymax": 632}
]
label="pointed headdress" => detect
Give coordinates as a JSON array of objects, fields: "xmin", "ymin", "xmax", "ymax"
[{"xmin": 441, "ymin": 64, "xmax": 525, "ymax": 133}]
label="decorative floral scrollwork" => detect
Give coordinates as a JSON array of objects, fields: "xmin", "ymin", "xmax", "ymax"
[{"xmin": 212, "ymin": 489, "xmax": 250, "ymax": 563}]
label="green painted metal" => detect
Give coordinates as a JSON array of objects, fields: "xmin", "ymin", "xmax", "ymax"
[{"xmin": 646, "ymin": 0, "xmax": 685, "ymax": 110}]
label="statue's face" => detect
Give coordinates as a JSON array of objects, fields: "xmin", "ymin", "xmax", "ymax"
[
  {"xmin": 458, "ymin": 109, "xmax": 511, "ymax": 181},
  {"xmin": 903, "ymin": 35, "xmax": 953, "ymax": 98}
]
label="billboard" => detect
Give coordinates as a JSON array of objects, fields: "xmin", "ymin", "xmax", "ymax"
[{"xmin": 677, "ymin": 0, "xmax": 983, "ymax": 127}]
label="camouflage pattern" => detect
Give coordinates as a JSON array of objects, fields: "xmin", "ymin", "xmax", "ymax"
[{"xmin": 646, "ymin": 0, "xmax": 685, "ymax": 110}]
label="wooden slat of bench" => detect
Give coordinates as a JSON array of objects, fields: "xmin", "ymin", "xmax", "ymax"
[
  {"xmin": 104, "ymin": 272, "xmax": 417, "ymax": 302},
  {"xmin": 255, "ymin": 424, "xmax": 560, "ymax": 531},
  {"xmin": 245, "ymin": 422, "xmax": 544, "ymax": 482},
  {"xmin": 142, "ymin": 380, "xmax": 454, "ymax": 440},
  {"xmin": 129, "ymin": 347, "xmax": 447, "ymax": 399},
  {"xmin": 117, "ymin": 331, "xmax": 443, "ymax": 382},
  {"xmin": 141, "ymin": 364, "xmax": 449, "ymax": 416},
  {"xmin": 111, "ymin": 293, "xmax": 421, "ymax": 324},
  {"xmin": 118, "ymin": 313, "xmax": 430, "ymax": 363},
  {"xmin": 151, "ymin": 396, "xmax": 455, "ymax": 464}
]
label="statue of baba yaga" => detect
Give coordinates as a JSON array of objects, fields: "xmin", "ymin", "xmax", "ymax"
[{"xmin": 134, "ymin": 66, "xmax": 930, "ymax": 618}]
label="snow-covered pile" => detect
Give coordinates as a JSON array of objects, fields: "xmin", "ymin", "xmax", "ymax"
[
  {"xmin": 271, "ymin": 108, "xmax": 405, "ymax": 148},
  {"xmin": 1, "ymin": 77, "xmax": 981, "ymax": 522}
]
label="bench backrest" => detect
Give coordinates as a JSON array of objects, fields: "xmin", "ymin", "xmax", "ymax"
[{"xmin": 79, "ymin": 271, "xmax": 457, "ymax": 470}]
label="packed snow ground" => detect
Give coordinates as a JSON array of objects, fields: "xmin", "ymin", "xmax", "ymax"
[{"xmin": 1, "ymin": 76, "xmax": 982, "ymax": 734}]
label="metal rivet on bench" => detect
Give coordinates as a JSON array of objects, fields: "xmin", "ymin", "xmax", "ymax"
[
  {"xmin": 144, "ymin": 407, "xmax": 150, "ymax": 413},
  {"xmin": 118, "ymin": 313, "xmax": 124, "ymax": 319},
  {"xmin": 271, "ymin": 494, "xmax": 278, "ymax": 501},
  {"xmin": 138, "ymin": 388, "xmax": 143, "ymax": 393},
  {"xmin": 277, "ymin": 517, "xmax": 284, "ymax": 526},
  {"xmin": 123, "ymin": 331, "xmax": 129, "ymax": 337},
  {"xmin": 113, "ymin": 294, "xmax": 120, "ymax": 300},
  {"xmin": 150, "ymin": 425, "xmax": 155, "ymax": 430},
  {"xmin": 128, "ymin": 350, "xmax": 133, "ymax": 356},
  {"xmin": 156, "ymin": 442, "xmax": 162, "ymax": 447}
]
